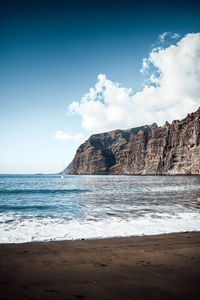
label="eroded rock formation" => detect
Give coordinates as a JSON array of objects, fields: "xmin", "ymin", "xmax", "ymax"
[{"xmin": 69, "ymin": 108, "xmax": 200, "ymax": 175}]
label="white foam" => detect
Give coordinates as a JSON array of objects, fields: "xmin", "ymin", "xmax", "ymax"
[{"xmin": 0, "ymin": 212, "xmax": 200, "ymax": 243}]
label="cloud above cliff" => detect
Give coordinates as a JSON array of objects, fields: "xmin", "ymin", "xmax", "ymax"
[
  {"xmin": 68, "ymin": 33, "xmax": 200, "ymax": 133},
  {"xmin": 54, "ymin": 131, "xmax": 83, "ymax": 141}
]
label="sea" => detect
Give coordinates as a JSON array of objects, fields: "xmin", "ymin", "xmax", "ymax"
[{"xmin": 0, "ymin": 174, "xmax": 200, "ymax": 243}]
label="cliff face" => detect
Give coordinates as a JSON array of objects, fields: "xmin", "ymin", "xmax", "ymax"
[{"xmin": 69, "ymin": 108, "xmax": 200, "ymax": 175}]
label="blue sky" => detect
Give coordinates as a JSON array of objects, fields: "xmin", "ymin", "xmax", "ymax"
[{"xmin": 1, "ymin": 0, "xmax": 200, "ymax": 174}]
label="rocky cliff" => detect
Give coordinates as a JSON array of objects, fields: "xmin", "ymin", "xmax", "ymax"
[{"xmin": 69, "ymin": 108, "xmax": 200, "ymax": 175}]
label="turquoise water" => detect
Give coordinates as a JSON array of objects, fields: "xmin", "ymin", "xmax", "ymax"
[{"xmin": 0, "ymin": 174, "xmax": 200, "ymax": 243}]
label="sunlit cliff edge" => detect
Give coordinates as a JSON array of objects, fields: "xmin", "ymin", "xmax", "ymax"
[{"xmin": 66, "ymin": 107, "xmax": 200, "ymax": 175}]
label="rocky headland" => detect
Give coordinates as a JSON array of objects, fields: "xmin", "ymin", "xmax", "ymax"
[{"xmin": 67, "ymin": 107, "xmax": 200, "ymax": 175}]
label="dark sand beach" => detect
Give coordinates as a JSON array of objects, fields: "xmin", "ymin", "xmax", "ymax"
[{"xmin": 0, "ymin": 232, "xmax": 200, "ymax": 300}]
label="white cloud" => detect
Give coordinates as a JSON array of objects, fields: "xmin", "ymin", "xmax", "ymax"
[
  {"xmin": 171, "ymin": 33, "xmax": 181, "ymax": 39},
  {"xmin": 158, "ymin": 32, "xmax": 180, "ymax": 45},
  {"xmin": 54, "ymin": 131, "xmax": 83, "ymax": 141},
  {"xmin": 159, "ymin": 32, "xmax": 169, "ymax": 43},
  {"xmin": 140, "ymin": 58, "xmax": 149, "ymax": 73},
  {"xmin": 68, "ymin": 33, "xmax": 200, "ymax": 133}
]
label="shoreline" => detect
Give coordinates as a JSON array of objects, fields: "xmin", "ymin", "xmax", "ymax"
[
  {"xmin": 0, "ymin": 229, "xmax": 200, "ymax": 245},
  {"xmin": 0, "ymin": 231, "xmax": 200, "ymax": 299}
]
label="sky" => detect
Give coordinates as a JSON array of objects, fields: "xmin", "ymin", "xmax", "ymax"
[{"xmin": 1, "ymin": 0, "xmax": 200, "ymax": 174}]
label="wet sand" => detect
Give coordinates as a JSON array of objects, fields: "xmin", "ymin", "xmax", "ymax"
[{"xmin": 0, "ymin": 232, "xmax": 200, "ymax": 300}]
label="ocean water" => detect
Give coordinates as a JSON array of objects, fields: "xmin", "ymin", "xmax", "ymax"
[{"xmin": 0, "ymin": 174, "xmax": 200, "ymax": 243}]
